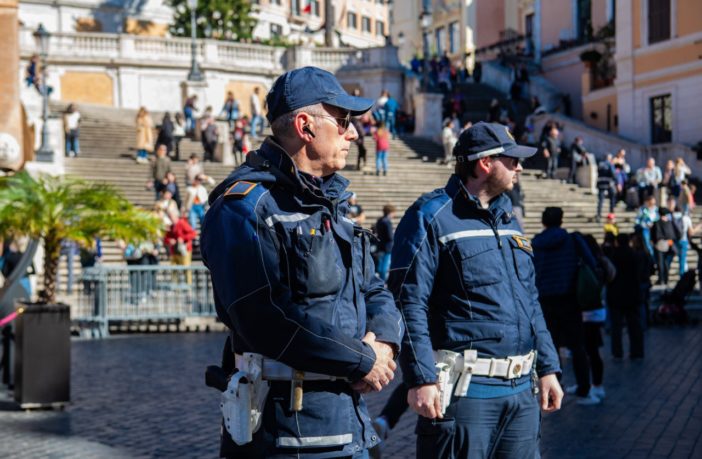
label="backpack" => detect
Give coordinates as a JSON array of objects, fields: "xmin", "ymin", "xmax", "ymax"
[
  {"xmin": 205, "ymin": 124, "xmax": 218, "ymax": 144},
  {"xmin": 573, "ymin": 234, "xmax": 604, "ymax": 311},
  {"xmin": 576, "ymin": 261, "xmax": 603, "ymax": 311}
]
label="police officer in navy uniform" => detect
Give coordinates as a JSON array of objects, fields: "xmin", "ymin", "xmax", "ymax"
[
  {"xmin": 389, "ymin": 122, "xmax": 564, "ymax": 458},
  {"xmin": 200, "ymin": 67, "xmax": 403, "ymax": 458}
]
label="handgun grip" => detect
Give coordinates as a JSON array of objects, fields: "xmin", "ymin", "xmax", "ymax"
[{"xmin": 205, "ymin": 365, "xmax": 230, "ymax": 392}]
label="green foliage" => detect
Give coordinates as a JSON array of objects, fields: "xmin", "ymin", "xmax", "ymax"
[
  {"xmin": 579, "ymin": 49, "xmax": 602, "ymax": 63},
  {"xmin": 0, "ymin": 172, "xmax": 162, "ymax": 303},
  {"xmin": 168, "ymin": 0, "xmax": 257, "ymax": 41},
  {"xmin": 258, "ymin": 35, "xmax": 297, "ymax": 48},
  {"xmin": 594, "ymin": 20, "xmax": 615, "ymax": 41}
]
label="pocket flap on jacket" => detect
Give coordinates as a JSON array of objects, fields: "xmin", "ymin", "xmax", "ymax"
[
  {"xmin": 444, "ymin": 320, "xmax": 505, "ymax": 343},
  {"xmin": 455, "ymin": 239, "xmax": 494, "ymax": 260}
]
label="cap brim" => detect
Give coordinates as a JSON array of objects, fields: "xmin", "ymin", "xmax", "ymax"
[
  {"xmin": 502, "ymin": 144, "xmax": 537, "ymax": 158},
  {"xmin": 325, "ymin": 94, "xmax": 374, "ymax": 116}
]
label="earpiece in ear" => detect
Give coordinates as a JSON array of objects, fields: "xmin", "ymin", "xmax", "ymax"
[{"xmin": 303, "ymin": 125, "xmax": 316, "ymax": 138}]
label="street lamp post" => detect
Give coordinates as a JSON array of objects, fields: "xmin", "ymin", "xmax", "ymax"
[
  {"xmin": 187, "ymin": 0, "xmax": 204, "ymax": 81},
  {"xmin": 33, "ymin": 23, "xmax": 54, "ymax": 162},
  {"xmin": 420, "ymin": 4, "xmax": 433, "ymax": 93}
]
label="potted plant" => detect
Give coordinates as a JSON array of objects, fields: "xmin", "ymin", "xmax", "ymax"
[
  {"xmin": 0, "ymin": 171, "xmax": 161, "ymax": 407},
  {"xmin": 579, "ymin": 49, "xmax": 602, "ymax": 68}
]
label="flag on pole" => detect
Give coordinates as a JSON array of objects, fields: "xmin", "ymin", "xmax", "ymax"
[{"xmin": 302, "ymin": 1, "xmax": 312, "ymax": 14}]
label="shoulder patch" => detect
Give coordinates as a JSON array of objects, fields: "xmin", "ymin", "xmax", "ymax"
[
  {"xmin": 512, "ymin": 235, "xmax": 532, "ymax": 253},
  {"xmin": 223, "ymin": 181, "xmax": 258, "ymax": 199}
]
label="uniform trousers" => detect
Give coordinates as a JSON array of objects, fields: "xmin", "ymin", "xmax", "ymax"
[{"xmin": 416, "ymin": 389, "xmax": 540, "ymax": 459}]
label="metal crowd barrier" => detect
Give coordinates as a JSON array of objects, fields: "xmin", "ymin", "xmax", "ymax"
[{"xmin": 73, "ymin": 265, "xmax": 216, "ymax": 337}]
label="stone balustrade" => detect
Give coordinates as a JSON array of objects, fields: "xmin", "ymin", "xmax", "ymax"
[{"xmin": 19, "ymin": 29, "xmax": 397, "ymax": 75}]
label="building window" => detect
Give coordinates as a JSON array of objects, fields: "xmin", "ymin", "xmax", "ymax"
[
  {"xmin": 576, "ymin": 0, "xmax": 593, "ymax": 42},
  {"xmin": 449, "ymin": 21, "xmax": 459, "ymax": 54},
  {"xmin": 347, "ymin": 12, "xmax": 357, "ymax": 29},
  {"xmin": 648, "ymin": 0, "xmax": 671, "ymax": 44},
  {"xmin": 270, "ymin": 23, "xmax": 283, "ymax": 38},
  {"xmin": 311, "ymin": 0, "xmax": 320, "ymax": 16},
  {"xmin": 291, "ymin": 0, "xmax": 299, "ymax": 15},
  {"xmin": 435, "ymin": 27, "xmax": 445, "ymax": 55},
  {"xmin": 270, "ymin": 0, "xmax": 282, "ymax": 5},
  {"xmin": 650, "ymin": 94, "xmax": 672, "ymax": 144},
  {"xmin": 362, "ymin": 16, "xmax": 371, "ymax": 33},
  {"xmin": 375, "ymin": 21, "xmax": 385, "ymax": 37},
  {"xmin": 606, "ymin": 0, "xmax": 616, "ymax": 22},
  {"xmin": 525, "ymin": 13, "xmax": 535, "ymax": 55}
]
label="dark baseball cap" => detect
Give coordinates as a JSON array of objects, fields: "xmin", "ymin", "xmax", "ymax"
[
  {"xmin": 454, "ymin": 122, "xmax": 536, "ymax": 160},
  {"xmin": 266, "ymin": 66, "xmax": 374, "ymax": 123}
]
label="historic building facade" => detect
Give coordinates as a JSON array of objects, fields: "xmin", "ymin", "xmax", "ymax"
[{"xmin": 17, "ymin": 0, "xmax": 390, "ymax": 47}]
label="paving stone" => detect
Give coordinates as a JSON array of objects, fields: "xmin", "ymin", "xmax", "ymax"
[{"xmin": 0, "ymin": 326, "xmax": 700, "ymax": 458}]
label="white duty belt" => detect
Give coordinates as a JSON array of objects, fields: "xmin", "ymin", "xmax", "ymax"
[
  {"xmin": 235, "ymin": 352, "xmax": 346, "ymax": 416},
  {"xmin": 235, "ymin": 353, "xmax": 345, "ymax": 382},
  {"xmin": 434, "ymin": 349, "xmax": 536, "ymax": 399}
]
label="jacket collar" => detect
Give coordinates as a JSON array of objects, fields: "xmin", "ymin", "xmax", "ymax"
[
  {"xmin": 444, "ymin": 174, "xmax": 513, "ymax": 223},
  {"xmin": 256, "ymin": 137, "xmax": 351, "ymax": 202}
]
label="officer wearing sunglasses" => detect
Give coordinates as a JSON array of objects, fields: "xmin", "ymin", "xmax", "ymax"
[
  {"xmin": 201, "ymin": 67, "xmax": 403, "ymax": 458},
  {"xmin": 389, "ymin": 122, "xmax": 564, "ymax": 458}
]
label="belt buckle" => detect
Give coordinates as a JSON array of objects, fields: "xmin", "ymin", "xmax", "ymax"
[{"xmin": 506, "ymin": 356, "xmax": 524, "ymax": 379}]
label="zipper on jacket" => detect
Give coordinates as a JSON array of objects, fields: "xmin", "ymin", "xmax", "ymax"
[
  {"xmin": 491, "ymin": 225, "xmax": 502, "ymax": 249},
  {"xmin": 489, "ymin": 214, "xmax": 522, "ymax": 350}
]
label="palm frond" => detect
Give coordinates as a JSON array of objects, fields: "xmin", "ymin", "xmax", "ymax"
[{"xmin": 0, "ymin": 171, "xmax": 162, "ymax": 303}]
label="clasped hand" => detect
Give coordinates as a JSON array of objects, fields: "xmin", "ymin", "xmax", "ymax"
[{"xmin": 351, "ymin": 332, "xmax": 396, "ymax": 393}]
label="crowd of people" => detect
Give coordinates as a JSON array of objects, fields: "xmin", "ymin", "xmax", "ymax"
[
  {"xmin": 528, "ymin": 120, "xmax": 698, "ymax": 291},
  {"xmin": 102, "ymin": 90, "xmax": 266, "ymax": 287},
  {"xmin": 409, "ymin": 51, "xmax": 473, "ymax": 94},
  {"xmin": 132, "ymin": 100, "xmax": 254, "ymax": 166}
]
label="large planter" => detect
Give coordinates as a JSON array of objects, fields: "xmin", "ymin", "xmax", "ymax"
[{"xmin": 14, "ymin": 302, "xmax": 70, "ymax": 409}]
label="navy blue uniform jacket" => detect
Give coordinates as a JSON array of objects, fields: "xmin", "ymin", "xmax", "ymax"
[
  {"xmin": 389, "ymin": 175, "xmax": 560, "ymax": 389},
  {"xmin": 200, "ymin": 138, "xmax": 403, "ymax": 457}
]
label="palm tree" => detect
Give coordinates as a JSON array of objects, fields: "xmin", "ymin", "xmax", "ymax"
[{"xmin": 0, "ymin": 171, "xmax": 162, "ymax": 304}]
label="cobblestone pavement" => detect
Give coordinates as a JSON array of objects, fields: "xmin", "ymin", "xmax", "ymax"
[{"xmin": 1, "ymin": 325, "xmax": 701, "ymax": 458}]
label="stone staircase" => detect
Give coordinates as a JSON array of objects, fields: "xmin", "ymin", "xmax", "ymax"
[
  {"xmin": 452, "ymin": 82, "xmax": 508, "ymax": 123},
  {"xmin": 49, "ymin": 105, "xmax": 699, "ymax": 314},
  {"xmin": 51, "ymin": 102, "xmax": 206, "ymax": 161}
]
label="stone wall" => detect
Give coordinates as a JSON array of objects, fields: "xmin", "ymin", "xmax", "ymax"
[{"xmin": 0, "ymin": 0, "xmax": 24, "ymax": 170}]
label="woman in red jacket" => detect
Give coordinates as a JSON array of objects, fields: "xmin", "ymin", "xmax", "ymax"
[{"xmin": 164, "ymin": 212, "xmax": 197, "ymax": 284}]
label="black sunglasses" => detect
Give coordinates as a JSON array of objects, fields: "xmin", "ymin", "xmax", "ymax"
[
  {"xmin": 492, "ymin": 154, "xmax": 521, "ymax": 167},
  {"xmin": 313, "ymin": 112, "xmax": 352, "ymax": 133}
]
